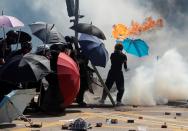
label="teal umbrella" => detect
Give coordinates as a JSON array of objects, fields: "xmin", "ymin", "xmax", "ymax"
[{"xmin": 122, "ymin": 38, "xmax": 149, "ymax": 57}]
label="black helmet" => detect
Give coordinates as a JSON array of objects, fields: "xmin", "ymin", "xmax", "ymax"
[
  {"xmin": 6, "ymin": 30, "xmax": 18, "ymax": 38},
  {"xmin": 115, "ymin": 43, "xmax": 123, "ymax": 51}
]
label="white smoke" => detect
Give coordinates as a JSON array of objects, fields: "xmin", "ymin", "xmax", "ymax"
[{"xmin": 124, "ymin": 49, "xmax": 188, "ymax": 106}]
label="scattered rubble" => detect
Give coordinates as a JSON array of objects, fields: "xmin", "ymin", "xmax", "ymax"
[
  {"xmin": 95, "ymin": 122, "xmax": 102, "ymax": 127},
  {"xmin": 164, "ymin": 112, "xmax": 171, "ymax": 115},
  {"xmin": 111, "ymin": 119, "xmax": 118, "ymax": 124},
  {"xmin": 161, "ymin": 122, "xmax": 167, "ymax": 128},
  {"xmin": 176, "ymin": 113, "xmax": 181, "ymax": 116},
  {"xmin": 127, "ymin": 120, "xmax": 134, "ymax": 123}
]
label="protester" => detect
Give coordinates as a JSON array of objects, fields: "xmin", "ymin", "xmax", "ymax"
[
  {"xmin": 6, "ymin": 41, "xmax": 32, "ymax": 60},
  {"xmin": 99, "ymin": 43, "xmax": 128, "ymax": 106},
  {"xmin": 24, "ymin": 45, "xmax": 51, "ymax": 113},
  {"xmin": 76, "ymin": 52, "xmax": 95, "ymax": 107},
  {"xmin": 0, "ymin": 30, "xmax": 18, "ymax": 65},
  {"xmin": 41, "ymin": 44, "xmax": 65, "ymax": 114},
  {"xmin": 65, "ymin": 36, "xmax": 79, "ymax": 51},
  {"xmin": 0, "ymin": 40, "xmax": 32, "ymax": 102}
]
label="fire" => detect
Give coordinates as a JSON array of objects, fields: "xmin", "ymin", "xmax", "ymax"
[
  {"xmin": 112, "ymin": 23, "xmax": 129, "ymax": 40},
  {"xmin": 112, "ymin": 17, "xmax": 163, "ymax": 39}
]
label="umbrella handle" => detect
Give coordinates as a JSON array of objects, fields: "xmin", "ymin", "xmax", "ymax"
[
  {"xmin": 38, "ymin": 81, "xmax": 43, "ymax": 107},
  {"xmin": 2, "ymin": 27, "xmax": 5, "ymax": 38},
  {"xmin": 16, "ymin": 29, "xmax": 21, "ymax": 50}
]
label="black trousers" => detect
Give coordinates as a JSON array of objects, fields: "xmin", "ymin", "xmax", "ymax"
[
  {"xmin": 102, "ymin": 70, "xmax": 124, "ymax": 102},
  {"xmin": 76, "ymin": 76, "xmax": 88, "ymax": 103}
]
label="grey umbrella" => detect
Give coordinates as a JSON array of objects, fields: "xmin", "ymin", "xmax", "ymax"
[
  {"xmin": 0, "ymin": 53, "xmax": 51, "ymax": 83},
  {"xmin": 0, "ymin": 89, "xmax": 35, "ymax": 123},
  {"xmin": 70, "ymin": 23, "xmax": 106, "ymax": 40},
  {"xmin": 29, "ymin": 21, "xmax": 66, "ymax": 44}
]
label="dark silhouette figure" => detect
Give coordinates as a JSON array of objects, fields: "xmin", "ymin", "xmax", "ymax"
[{"xmin": 99, "ymin": 43, "xmax": 128, "ymax": 106}]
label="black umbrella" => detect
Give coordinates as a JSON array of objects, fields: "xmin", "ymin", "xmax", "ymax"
[
  {"xmin": 16, "ymin": 31, "xmax": 32, "ymax": 43},
  {"xmin": 5, "ymin": 31, "xmax": 32, "ymax": 45},
  {"xmin": 70, "ymin": 23, "xmax": 106, "ymax": 40},
  {"xmin": 0, "ymin": 53, "xmax": 51, "ymax": 83},
  {"xmin": 29, "ymin": 22, "xmax": 66, "ymax": 44}
]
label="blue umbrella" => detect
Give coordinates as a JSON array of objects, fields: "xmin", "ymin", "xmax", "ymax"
[
  {"xmin": 122, "ymin": 38, "xmax": 149, "ymax": 57},
  {"xmin": 0, "ymin": 89, "xmax": 35, "ymax": 123},
  {"xmin": 79, "ymin": 33, "xmax": 109, "ymax": 67}
]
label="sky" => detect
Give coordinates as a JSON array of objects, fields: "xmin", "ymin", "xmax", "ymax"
[{"xmin": 1, "ymin": 0, "xmax": 188, "ymax": 105}]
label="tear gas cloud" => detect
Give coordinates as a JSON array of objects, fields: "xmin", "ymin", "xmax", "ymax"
[
  {"xmin": 124, "ymin": 49, "xmax": 188, "ymax": 105},
  {"xmin": 1, "ymin": 0, "xmax": 188, "ymax": 105},
  {"xmin": 122, "ymin": 0, "xmax": 188, "ymax": 105}
]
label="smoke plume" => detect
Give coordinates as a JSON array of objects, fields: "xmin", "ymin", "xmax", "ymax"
[{"xmin": 124, "ymin": 49, "xmax": 188, "ymax": 105}]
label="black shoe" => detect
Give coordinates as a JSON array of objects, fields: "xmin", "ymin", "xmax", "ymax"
[{"xmin": 78, "ymin": 101, "xmax": 87, "ymax": 107}]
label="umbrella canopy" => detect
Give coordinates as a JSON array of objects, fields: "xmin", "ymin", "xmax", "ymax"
[
  {"xmin": 1, "ymin": 30, "xmax": 31, "ymax": 45},
  {"xmin": 70, "ymin": 23, "xmax": 106, "ymax": 40},
  {"xmin": 0, "ymin": 15, "xmax": 24, "ymax": 28},
  {"xmin": 0, "ymin": 89, "xmax": 35, "ymax": 123},
  {"xmin": 0, "ymin": 53, "xmax": 51, "ymax": 83},
  {"xmin": 122, "ymin": 38, "xmax": 149, "ymax": 57},
  {"xmin": 57, "ymin": 52, "xmax": 80, "ymax": 107},
  {"xmin": 29, "ymin": 22, "xmax": 66, "ymax": 44},
  {"xmin": 79, "ymin": 33, "xmax": 109, "ymax": 67}
]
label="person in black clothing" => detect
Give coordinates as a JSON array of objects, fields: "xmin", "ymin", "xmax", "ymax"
[
  {"xmin": 24, "ymin": 45, "xmax": 50, "ymax": 112},
  {"xmin": 99, "ymin": 43, "xmax": 128, "ymax": 106},
  {"xmin": 6, "ymin": 41, "xmax": 32, "ymax": 60},
  {"xmin": 0, "ymin": 30, "xmax": 18, "ymax": 65},
  {"xmin": 65, "ymin": 36, "xmax": 79, "ymax": 51},
  {"xmin": 0, "ymin": 40, "xmax": 32, "ymax": 102},
  {"xmin": 41, "ymin": 44, "xmax": 65, "ymax": 114},
  {"xmin": 65, "ymin": 36, "xmax": 95, "ymax": 107},
  {"xmin": 76, "ymin": 53, "xmax": 95, "ymax": 107}
]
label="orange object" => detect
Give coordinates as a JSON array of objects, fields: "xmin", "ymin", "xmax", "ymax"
[
  {"xmin": 112, "ymin": 17, "xmax": 163, "ymax": 39},
  {"xmin": 112, "ymin": 23, "xmax": 128, "ymax": 40}
]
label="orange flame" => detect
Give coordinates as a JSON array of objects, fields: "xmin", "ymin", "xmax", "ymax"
[
  {"xmin": 112, "ymin": 23, "xmax": 129, "ymax": 40},
  {"xmin": 112, "ymin": 17, "xmax": 164, "ymax": 39}
]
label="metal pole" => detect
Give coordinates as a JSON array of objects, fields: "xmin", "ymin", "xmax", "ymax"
[
  {"xmin": 2, "ymin": 10, "xmax": 5, "ymax": 38},
  {"xmin": 91, "ymin": 64, "xmax": 116, "ymax": 106},
  {"xmin": 74, "ymin": 0, "xmax": 79, "ymax": 39}
]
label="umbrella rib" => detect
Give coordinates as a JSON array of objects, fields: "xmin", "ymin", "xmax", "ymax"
[
  {"xmin": 126, "ymin": 39, "xmax": 132, "ymax": 51},
  {"xmin": 134, "ymin": 43, "xmax": 142, "ymax": 57},
  {"xmin": 50, "ymin": 24, "xmax": 55, "ymax": 30},
  {"xmin": 8, "ymin": 99, "xmax": 22, "ymax": 115}
]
